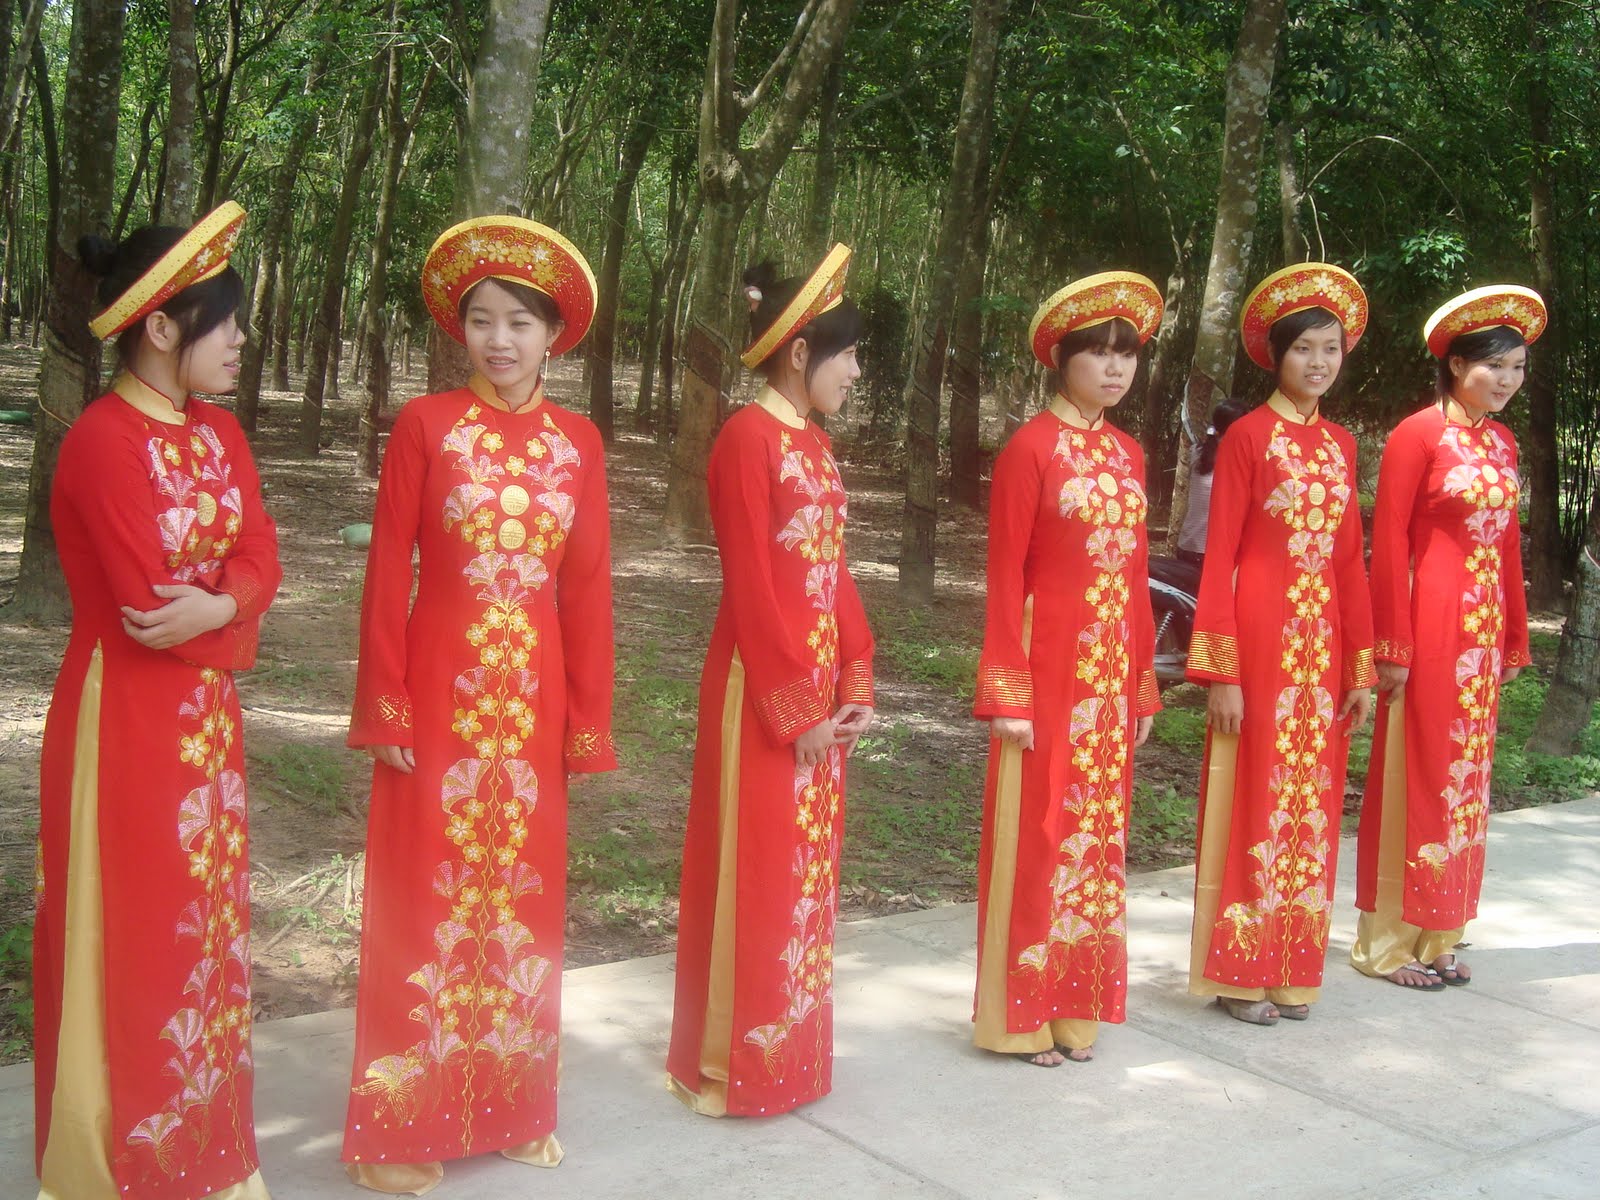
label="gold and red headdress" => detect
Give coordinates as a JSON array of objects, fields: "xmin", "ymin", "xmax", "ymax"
[
  {"xmin": 88, "ymin": 201, "xmax": 246, "ymax": 340},
  {"xmin": 1239, "ymin": 262, "xmax": 1368, "ymax": 371},
  {"xmin": 1424, "ymin": 285, "xmax": 1546, "ymax": 358},
  {"xmin": 741, "ymin": 243, "xmax": 853, "ymax": 369},
  {"xmin": 1028, "ymin": 271, "xmax": 1164, "ymax": 369},
  {"xmin": 422, "ymin": 215, "xmax": 597, "ymax": 356}
]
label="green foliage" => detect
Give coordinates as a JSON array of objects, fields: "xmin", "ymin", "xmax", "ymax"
[
  {"xmin": 1129, "ymin": 781, "xmax": 1195, "ymax": 867},
  {"xmin": 0, "ymin": 875, "xmax": 33, "ymax": 1064},
  {"xmin": 253, "ymin": 743, "xmax": 349, "ymax": 813},
  {"xmin": 1151, "ymin": 706, "xmax": 1206, "ymax": 752},
  {"xmin": 878, "ymin": 616, "xmax": 980, "ymax": 701}
]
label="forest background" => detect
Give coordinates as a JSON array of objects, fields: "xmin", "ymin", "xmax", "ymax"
[{"xmin": 2, "ymin": 0, "xmax": 1600, "ymax": 1061}]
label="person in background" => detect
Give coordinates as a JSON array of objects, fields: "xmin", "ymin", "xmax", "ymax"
[{"xmin": 1175, "ymin": 398, "xmax": 1250, "ymax": 567}]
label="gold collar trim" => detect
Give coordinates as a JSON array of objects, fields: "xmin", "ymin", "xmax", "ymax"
[
  {"xmin": 468, "ymin": 372, "xmax": 544, "ymax": 414},
  {"xmin": 112, "ymin": 371, "xmax": 187, "ymax": 426},
  {"xmin": 1049, "ymin": 393, "xmax": 1106, "ymax": 430},
  {"xmin": 1442, "ymin": 399, "xmax": 1489, "ymax": 428},
  {"xmin": 754, "ymin": 384, "xmax": 809, "ymax": 430},
  {"xmin": 1267, "ymin": 390, "xmax": 1320, "ymax": 426}
]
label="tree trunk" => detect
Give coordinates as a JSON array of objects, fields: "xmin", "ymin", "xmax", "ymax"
[
  {"xmin": 271, "ymin": 243, "xmax": 294, "ymax": 390},
  {"xmin": 587, "ymin": 110, "xmax": 656, "ymax": 443},
  {"xmin": 463, "ymin": 0, "xmax": 552, "ymax": 213},
  {"xmin": 1274, "ymin": 118, "xmax": 1306, "ymax": 263},
  {"xmin": 897, "ymin": 0, "xmax": 1008, "ymax": 602},
  {"xmin": 1524, "ymin": 0, "xmax": 1563, "ymax": 611},
  {"xmin": 195, "ymin": 0, "xmax": 239, "ymax": 212},
  {"xmin": 12, "ymin": 0, "xmax": 125, "ymax": 619},
  {"xmin": 1167, "ymin": 0, "xmax": 1286, "ymax": 549},
  {"xmin": 650, "ymin": 191, "xmax": 700, "ymax": 439},
  {"xmin": 360, "ymin": 12, "xmax": 414, "ymax": 478},
  {"xmin": 299, "ymin": 78, "xmax": 379, "ymax": 455},
  {"xmin": 160, "ymin": 0, "xmax": 200, "ymax": 223},
  {"xmin": 1528, "ymin": 502, "xmax": 1600, "ymax": 754},
  {"xmin": 1143, "ymin": 235, "xmax": 1200, "ymax": 525},
  {"xmin": 661, "ymin": 0, "xmax": 860, "ymax": 541},
  {"xmin": 237, "ymin": 51, "xmax": 324, "ymax": 431},
  {"xmin": 947, "ymin": 222, "xmax": 989, "ymax": 509},
  {"xmin": 802, "ymin": 59, "xmax": 843, "ymax": 260},
  {"xmin": 0, "ymin": 0, "xmax": 44, "ymax": 159}
]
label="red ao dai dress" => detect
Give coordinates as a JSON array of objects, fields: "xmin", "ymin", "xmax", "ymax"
[
  {"xmin": 972, "ymin": 405, "xmax": 1160, "ymax": 1054},
  {"xmin": 343, "ymin": 376, "xmax": 616, "ymax": 1179},
  {"xmin": 1352, "ymin": 404, "xmax": 1531, "ymax": 975},
  {"xmin": 35, "ymin": 373, "xmax": 280, "ymax": 1200},
  {"xmin": 667, "ymin": 389, "xmax": 875, "ymax": 1117},
  {"xmin": 1186, "ymin": 393, "xmax": 1377, "ymax": 1004}
]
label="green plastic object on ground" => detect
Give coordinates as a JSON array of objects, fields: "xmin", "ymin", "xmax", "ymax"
[
  {"xmin": 0, "ymin": 409, "xmax": 33, "ymax": 426},
  {"xmin": 339, "ymin": 523, "xmax": 373, "ymax": 549}
]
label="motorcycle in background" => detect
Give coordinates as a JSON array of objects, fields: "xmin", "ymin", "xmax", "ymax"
[{"xmin": 1147, "ymin": 553, "xmax": 1199, "ymax": 687}]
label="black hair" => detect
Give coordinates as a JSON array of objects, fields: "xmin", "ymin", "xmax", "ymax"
[
  {"xmin": 745, "ymin": 261, "xmax": 862, "ymax": 383},
  {"xmin": 1267, "ymin": 306, "xmax": 1346, "ymax": 383},
  {"xmin": 80, "ymin": 226, "xmax": 243, "ymax": 363},
  {"xmin": 1052, "ymin": 316, "xmax": 1142, "ymax": 372},
  {"xmin": 1195, "ymin": 398, "xmax": 1250, "ymax": 475},
  {"xmin": 1436, "ymin": 325, "xmax": 1528, "ymax": 400},
  {"xmin": 457, "ymin": 276, "xmax": 564, "ymax": 328}
]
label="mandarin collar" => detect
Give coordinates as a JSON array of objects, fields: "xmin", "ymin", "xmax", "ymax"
[
  {"xmin": 1267, "ymin": 390, "xmax": 1320, "ymax": 426},
  {"xmin": 754, "ymin": 384, "xmax": 810, "ymax": 430},
  {"xmin": 1049, "ymin": 393, "xmax": 1106, "ymax": 431},
  {"xmin": 1441, "ymin": 399, "xmax": 1489, "ymax": 429},
  {"xmin": 468, "ymin": 372, "xmax": 544, "ymax": 414},
  {"xmin": 112, "ymin": 370, "xmax": 188, "ymax": 427}
]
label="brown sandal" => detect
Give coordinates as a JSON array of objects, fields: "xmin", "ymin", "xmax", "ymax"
[{"xmin": 1217, "ymin": 996, "xmax": 1280, "ymax": 1025}]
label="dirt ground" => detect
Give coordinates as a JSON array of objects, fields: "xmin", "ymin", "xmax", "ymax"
[{"xmin": 0, "ymin": 338, "xmax": 1575, "ymax": 1063}]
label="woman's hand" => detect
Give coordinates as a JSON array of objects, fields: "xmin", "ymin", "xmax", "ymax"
[
  {"xmin": 831, "ymin": 704, "xmax": 874, "ymax": 758},
  {"xmin": 121, "ymin": 584, "xmax": 237, "ymax": 650},
  {"xmin": 369, "ymin": 745, "xmax": 415, "ymax": 774},
  {"xmin": 1207, "ymin": 683, "xmax": 1244, "ymax": 735},
  {"xmin": 1339, "ymin": 687, "xmax": 1372, "ymax": 734},
  {"xmin": 1377, "ymin": 661, "xmax": 1409, "ymax": 697},
  {"xmin": 1134, "ymin": 715, "xmax": 1154, "ymax": 748},
  {"xmin": 990, "ymin": 717, "xmax": 1034, "ymax": 751},
  {"xmin": 1501, "ymin": 665, "xmax": 1523, "ymax": 685},
  {"xmin": 795, "ymin": 720, "xmax": 837, "ymax": 770}
]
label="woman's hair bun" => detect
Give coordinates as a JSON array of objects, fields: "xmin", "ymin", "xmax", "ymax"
[
  {"xmin": 743, "ymin": 261, "xmax": 780, "ymax": 294},
  {"xmin": 78, "ymin": 233, "xmax": 120, "ymax": 278}
]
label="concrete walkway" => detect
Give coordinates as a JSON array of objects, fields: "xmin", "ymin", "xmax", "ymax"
[{"xmin": 5, "ymin": 797, "xmax": 1598, "ymax": 1199}]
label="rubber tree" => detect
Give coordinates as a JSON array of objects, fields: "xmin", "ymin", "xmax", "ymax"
[
  {"xmin": 12, "ymin": 0, "xmax": 126, "ymax": 619},
  {"xmin": 1165, "ymin": 0, "xmax": 1286, "ymax": 554},
  {"xmin": 897, "ymin": 0, "xmax": 1008, "ymax": 603},
  {"xmin": 661, "ymin": 0, "xmax": 859, "ymax": 542}
]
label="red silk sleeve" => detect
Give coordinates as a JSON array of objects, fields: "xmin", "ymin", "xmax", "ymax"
[
  {"xmin": 1501, "ymin": 431, "xmax": 1532, "ymax": 669},
  {"xmin": 1368, "ymin": 417, "xmax": 1431, "ymax": 668},
  {"xmin": 210, "ymin": 408, "xmax": 282, "ymax": 628},
  {"xmin": 974, "ymin": 427, "xmax": 1041, "ymax": 720},
  {"xmin": 53, "ymin": 405, "xmax": 277, "ymax": 672},
  {"xmin": 1333, "ymin": 428, "xmax": 1377, "ymax": 690},
  {"xmin": 348, "ymin": 401, "xmax": 427, "ymax": 748},
  {"xmin": 709, "ymin": 418, "xmax": 831, "ymax": 745},
  {"xmin": 1187, "ymin": 422, "xmax": 1251, "ymax": 685},
  {"xmin": 556, "ymin": 419, "xmax": 619, "ymax": 772},
  {"xmin": 1130, "ymin": 441, "xmax": 1161, "ymax": 716}
]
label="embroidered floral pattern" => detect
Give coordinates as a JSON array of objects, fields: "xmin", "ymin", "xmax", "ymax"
[
  {"xmin": 145, "ymin": 421, "xmax": 243, "ymax": 586},
  {"xmin": 1215, "ymin": 422, "xmax": 1352, "ymax": 965},
  {"xmin": 126, "ymin": 670, "xmax": 254, "ymax": 1177},
  {"xmin": 744, "ymin": 430, "xmax": 847, "ymax": 1078},
  {"xmin": 1412, "ymin": 425, "xmax": 1518, "ymax": 886},
  {"xmin": 354, "ymin": 405, "xmax": 580, "ymax": 1149},
  {"xmin": 1014, "ymin": 430, "xmax": 1143, "ymax": 1011}
]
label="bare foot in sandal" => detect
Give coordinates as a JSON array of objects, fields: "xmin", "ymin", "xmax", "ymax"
[
  {"xmin": 1055, "ymin": 1043, "xmax": 1094, "ymax": 1062},
  {"xmin": 1432, "ymin": 954, "xmax": 1471, "ymax": 986},
  {"xmin": 1386, "ymin": 961, "xmax": 1445, "ymax": 990},
  {"xmin": 1013, "ymin": 1048, "xmax": 1066, "ymax": 1067},
  {"xmin": 1274, "ymin": 1003, "xmax": 1310, "ymax": 1020},
  {"xmin": 1218, "ymin": 996, "xmax": 1279, "ymax": 1025}
]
